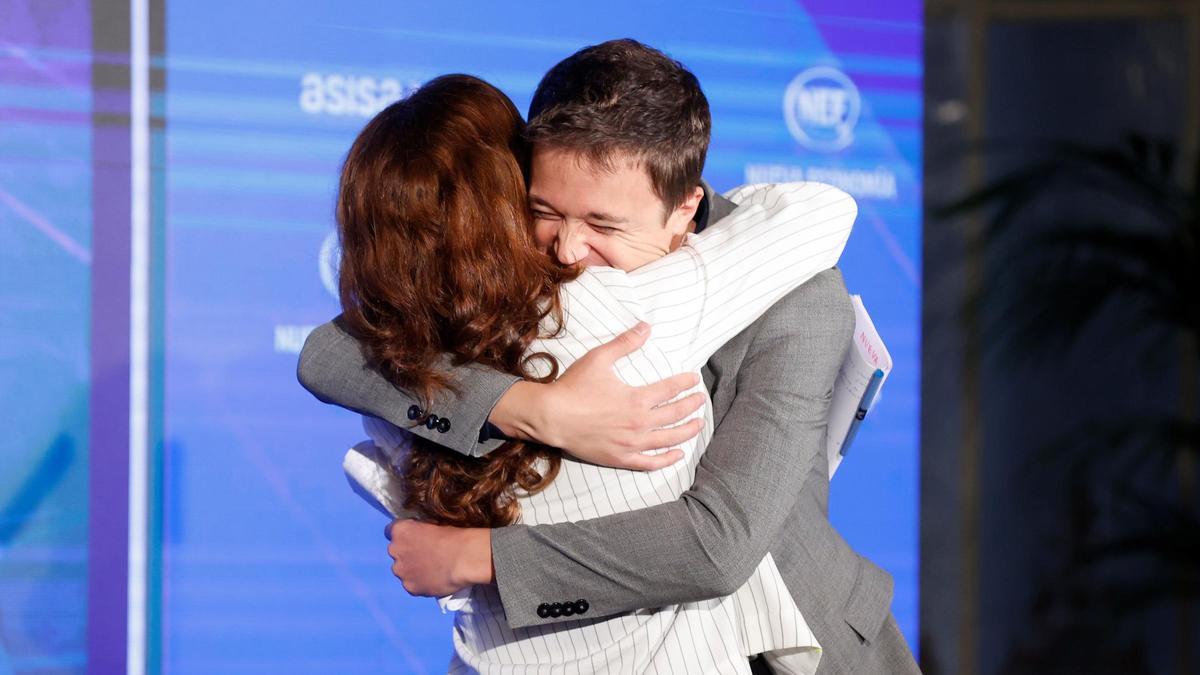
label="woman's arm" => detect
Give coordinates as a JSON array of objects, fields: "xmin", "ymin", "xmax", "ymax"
[{"xmin": 628, "ymin": 182, "xmax": 856, "ymax": 370}]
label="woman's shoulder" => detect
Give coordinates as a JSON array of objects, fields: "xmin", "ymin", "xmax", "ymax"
[
  {"xmin": 564, "ymin": 265, "xmax": 633, "ymax": 295},
  {"xmin": 720, "ymin": 181, "xmax": 855, "ymax": 215},
  {"xmin": 555, "ymin": 266, "xmax": 642, "ymax": 322}
]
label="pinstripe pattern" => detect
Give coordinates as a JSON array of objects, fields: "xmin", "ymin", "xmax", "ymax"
[{"xmin": 370, "ymin": 183, "xmax": 857, "ymax": 674}]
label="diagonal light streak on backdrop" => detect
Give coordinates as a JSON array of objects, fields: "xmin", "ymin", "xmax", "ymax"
[
  {"xmin": 210, "ymin": 393, "xmax": 431, "ymax": 674},
  {"xmin": 1, "ymin": 42, "xmax": 72, "ymax": 86},
  {"xmin": 0, "ymin": 186, "xmax": 91, "ymax": 264},
  {"xmin": 864, "ymin": 205, "xmax": 920, "ymax": 288}
]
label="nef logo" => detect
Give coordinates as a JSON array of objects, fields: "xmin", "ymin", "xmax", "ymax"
[{"xmin": 783, "ymin": 67, "xmax": 860, "ymax": 152}]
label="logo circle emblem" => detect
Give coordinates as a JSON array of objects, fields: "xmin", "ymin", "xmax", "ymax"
[
  {"xmin": 319, "ymin": 231, "xmax": 340, "ymax": 300},
  {"xmin": 783, "ymin": 66, "xmax": 861, "ymax": 152}
]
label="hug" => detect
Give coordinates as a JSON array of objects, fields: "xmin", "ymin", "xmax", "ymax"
[{"xmin": 299, "ymin": 38, "xmax": 920, "ymax": 675}]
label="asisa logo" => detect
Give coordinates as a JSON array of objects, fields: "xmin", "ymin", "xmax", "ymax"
[{"xmin": 783, "ymin": 66, "xmax": 861, "ymax": 152}]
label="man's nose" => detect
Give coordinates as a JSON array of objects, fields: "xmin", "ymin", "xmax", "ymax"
[{"xmin": 556, "ymin": 222, "xmax": 590, "ymax": 266}]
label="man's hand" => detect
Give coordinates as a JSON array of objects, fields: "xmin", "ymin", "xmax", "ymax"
[
  {"xmin": 385, "ymin": 519, "xmax": 494, "ymax": 596},
  {"xmin": 489, "ymin": 322, "xmax": 705, "ymax": 471}
]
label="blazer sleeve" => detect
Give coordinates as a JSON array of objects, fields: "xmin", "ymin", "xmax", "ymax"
[
  {"xmin": 628, "ymin": 182, "xmax": 856, "ymax": 371},
  {"xmin": 296, "ymin": 316, "xmax": 519, "ymax": 458},
  {"xmin": 490, "ymin": 269, "xmax": 855, "ymax": 628}
]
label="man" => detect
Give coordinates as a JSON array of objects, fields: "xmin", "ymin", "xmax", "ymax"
[{"xmin": 299, "ymin": 39, "xmax": 919, "ymax": 674}]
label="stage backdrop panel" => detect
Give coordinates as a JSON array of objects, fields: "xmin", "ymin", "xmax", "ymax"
[
  {"xmin": 0, "ymin": 1, "xmax": 94, "ymax": 673},
  {"xmin": 160, "ymin": 1, "xmax": 921, "ymax": 672}
]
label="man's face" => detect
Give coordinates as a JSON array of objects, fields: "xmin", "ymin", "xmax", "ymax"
[{"xmin": 529, "ymin": 146, "xmax": 702, "ymax": 272}]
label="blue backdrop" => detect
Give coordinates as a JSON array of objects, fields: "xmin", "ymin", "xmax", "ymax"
[
  {"xmin": 1, "ymin": 1, "xmax": 920, "ymax": 672},
  {"xmin": 0, "ymin": 1, "xmax": 92, "ymax": 673}
]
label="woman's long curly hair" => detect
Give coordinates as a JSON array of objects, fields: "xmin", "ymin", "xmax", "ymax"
[{"xmin": 336, "ymin": 74, "xmax": 578, "ymax": 527}]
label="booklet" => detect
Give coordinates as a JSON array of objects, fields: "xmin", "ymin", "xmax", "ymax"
[{"xmin": 826, "ymin": 295, "xmax": 892, "ymax": 478}]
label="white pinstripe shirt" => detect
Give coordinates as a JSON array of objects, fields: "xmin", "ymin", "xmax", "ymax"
[{"xmin": 367, "ymin": 182, "xmax": 857, "ymax": 675}]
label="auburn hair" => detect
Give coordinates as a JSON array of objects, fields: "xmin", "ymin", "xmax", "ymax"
[{"xmin": 336, "ymin": 74, "xmax": 577, "ymax": 527}]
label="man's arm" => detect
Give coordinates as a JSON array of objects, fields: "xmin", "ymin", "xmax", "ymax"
[
  {"xmin": 489, "ymin": 269, "xmax": 854, "ymax": 627},
  {"xmin": 298, "ymin": 316, "xmax": 704, "ymax": 463},
  {"xmin": 298, "ymin": 316, "xmax": 518, "ymax": 457}
]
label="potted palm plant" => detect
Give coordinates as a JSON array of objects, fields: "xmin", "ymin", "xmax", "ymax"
[{"xmin": 935, "ymin": 134, "xmax": 1199, "ymax": 674}]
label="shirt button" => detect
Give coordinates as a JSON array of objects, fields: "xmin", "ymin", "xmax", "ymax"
[
  {"xmin": 437, "ymin": 418, "xmax": 451, "ymax": 433},
  {"xmin": 425, "ymin": 415, "xmax": 440, "ymax": 430},
  {"xmin": 407, "ymin": 405, "xmax": 421, "ymax": 421}
]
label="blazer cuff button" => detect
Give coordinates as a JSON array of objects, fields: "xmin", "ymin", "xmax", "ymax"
[
  {"xmin": 437, "ymin": 418, "xmax": 451, "ymax": 433},
  {"xmin": 575, "ymin": 600, "xmax": 589, "ymax": 614},
  {"xmin": 424, "ymin": 414, "xmax": 440, "ymax": 430},
  {"xmin": 536, "ymin": 603, "xmax": 550, "ymax": 619},
  {"xmin": 407, "ymin": 405, "xmax": 421, "ymax": 421}
]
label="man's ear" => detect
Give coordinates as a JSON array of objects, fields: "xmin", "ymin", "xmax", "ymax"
[{"xmin": 666, "ymin": 185, "xmax": 706, "ymax": 235}]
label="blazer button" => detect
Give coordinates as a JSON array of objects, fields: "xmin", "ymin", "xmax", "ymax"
[
  {"xmin": 407, "ymin": 404, "xmax": 421, "ymax": 421},
  {"xmin": 425, "ymin": 414, "xmax": 440, "ymax": 430},
  {"xmin": 437, "ymin": 417, "xmax": 451, "ymax": 433},
  {"xmin": 536, "ymin": 603, "xmax": 550, "ymax": 619},
  {"xmin": 575, "ymin": 599, "xmax": 589, "ymax": 615}
]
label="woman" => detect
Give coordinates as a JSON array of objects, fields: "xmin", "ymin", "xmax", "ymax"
[{"xmin": 338, "ymin": 74, "xmax": 857, "ymax": 674}]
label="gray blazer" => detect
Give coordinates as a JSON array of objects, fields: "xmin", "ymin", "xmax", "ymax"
[{"xmin": 297, "ymin": 189, "xmax": 919, "ymax": 674}]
